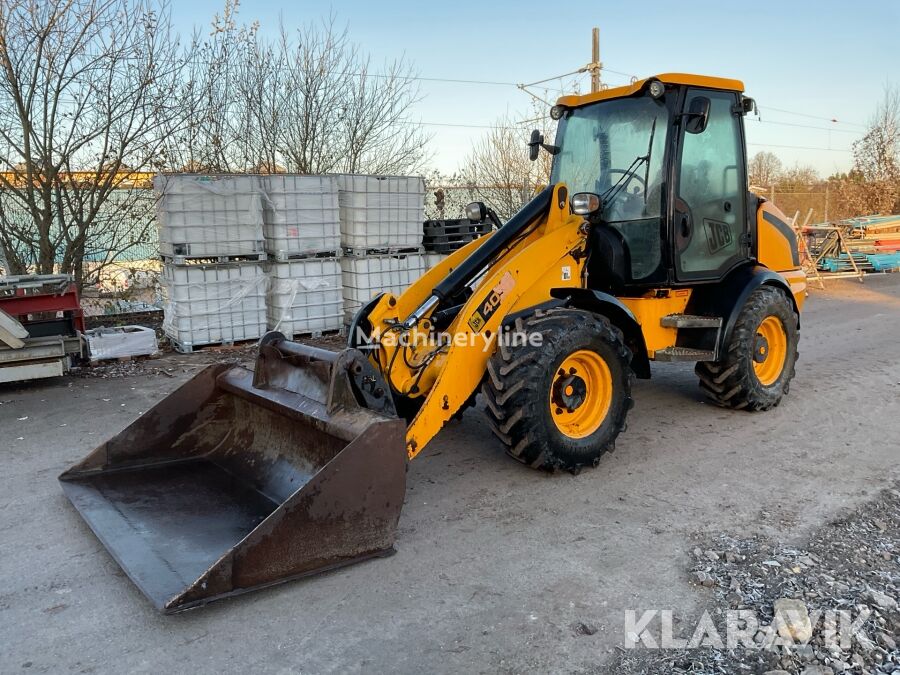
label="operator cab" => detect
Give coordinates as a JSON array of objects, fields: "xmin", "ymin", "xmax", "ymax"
[{"xmin": 546, "ymin": 74, "xmax": 755, "ymax": 293}]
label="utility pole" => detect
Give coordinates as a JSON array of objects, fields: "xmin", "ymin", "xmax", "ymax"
[{"xmin": 590, "ymin": 27, "xmax": 602, "ymax": 93}]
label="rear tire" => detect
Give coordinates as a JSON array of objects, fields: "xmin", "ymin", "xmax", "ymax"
[
  {"xmin": 481, "ymin": 308, "xmax": 633, "ymax": 471},
  {"xmin": 695, "ymin": 285, "xmax": 799, "ymax": 411}
]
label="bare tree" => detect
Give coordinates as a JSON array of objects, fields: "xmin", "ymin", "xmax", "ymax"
[
  {"xmin": 828, "ymin": 174, "xmax": 898, "ymax": 221},
  {"xmin": 278, "ymin": 17, "xmax": 357, "ymax": 174},
  {"xmin": 234, "ymin": 29, "xmax": 286, "ymax": 173},
  {"xmin": 852, "ymin": 85, "xmax": 900, "ymax": 183},
  {"xmin": 0, "ymin": 0, "xmax": 430, "ymax": 286},
  {"xmin": 158, "ymin": 0, "xmax": 253, "ymax": 173},
  {"xmin": 0, "ymin": 0, "xmax": 185, "ymax": 283},
  {"xmin": 162, "ymin": 6, "xmax": 428, "ymax": 176},
  {"xmin": 778, "ymin": 163, "xmax": 820, "ymax": 189},
  {"xmin": 748, "ymin": 151, "xmax": 782, "ymax": 187},
  {"xmin": 458, "ymin": 113, "xmax": 552, "ymax": 220},
  {"xmin": 279, "ymin": 15, "xmax": 428, "ymax": 175}
]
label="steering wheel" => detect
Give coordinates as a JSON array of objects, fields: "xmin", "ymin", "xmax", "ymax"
[{"xmin": 606, "ymin": 169, "xmax": 647, "ymax": 194}]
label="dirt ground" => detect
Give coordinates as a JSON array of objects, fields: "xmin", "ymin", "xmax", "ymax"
[{"xmin": 1, "ymin": 276, "xmax": 899, "ymax": 674}]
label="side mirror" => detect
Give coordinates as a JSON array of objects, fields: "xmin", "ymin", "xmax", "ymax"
[
  {"xmin": 684, "ymin": 96, "xmax": 710, "ymax": 134},
  {"xmin": 527, "ymin": 129, "xmax": 543, "ymax": 161},
  {"xmin": 740, "ymin": 96, "xmax": 756, "ymax": 115},
  {"xmin": 570, "ymin": 192, "xmax": 601, "ymax": 216}
]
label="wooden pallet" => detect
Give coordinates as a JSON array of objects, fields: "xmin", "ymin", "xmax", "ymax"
[
  {"xmin": 161, "ymin": 252, "xmax": 267, "ymax": 266},
  {"xmin": 168, "ymin": 337, "xmax": 261, "ymax": 354},
  {"xmin": 88, "ymin": 353, "xmax": 157, "ymax": 365},
  {"xmin": 267, "ymin": 248, "xmax": 342, "ymax": 262},
  {"xmin": 342, "ymin": 246, "xmax": 424, "ymax": 258},
  {"xmin": 280, "ymin": 327, "xmax": 346, "ymax": 340}
]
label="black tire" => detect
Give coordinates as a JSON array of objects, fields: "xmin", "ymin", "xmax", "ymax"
[
  {"xmin": 481, "ymin": 308, "xmax": 633, "ymax": 471},
  {"xmin": 695, "ymin": 285, "xmax": 799, "ymax": 411}
]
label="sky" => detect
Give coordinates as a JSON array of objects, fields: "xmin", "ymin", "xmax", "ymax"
[{"xmin": 168, "ymin": 0, "xmax": 899, "ymax": 177}]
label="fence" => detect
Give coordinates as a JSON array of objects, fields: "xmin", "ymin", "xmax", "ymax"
[
  {"xmin": 0, "ymin": 180, "xmax": 512, "ymax": 316},
  {"xmin": 0, "ymin": 189, "xmax": 160, "ymax": 316},
  {"xmin": 753, "ymin": 185, "xmax": 830, "ymax": 226},
  {"xmin": 3, "ymin": 179, "xmax": 884, "ymax": 316},
  {"xmin": 752, "ymin": 183, "xmax": 899, "ymax": 226}
]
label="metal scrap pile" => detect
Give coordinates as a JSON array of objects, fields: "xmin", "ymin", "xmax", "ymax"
[
  {"xmin": 804, "ymin": 215, "xmax": 900, "ymax": 278},
  {"xmin": 0, "ymin": 275, "xmax": 84, "ymax": 382}
]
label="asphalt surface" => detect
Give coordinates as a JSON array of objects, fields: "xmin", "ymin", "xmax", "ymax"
[{"xmin": 1, "ymin": 275, "xmax": 899, "ymax": 674}]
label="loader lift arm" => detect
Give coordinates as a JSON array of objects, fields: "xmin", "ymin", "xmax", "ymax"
[{"xmin": 358, "ymin": 183, "xmax": 591, "ymax": 458}]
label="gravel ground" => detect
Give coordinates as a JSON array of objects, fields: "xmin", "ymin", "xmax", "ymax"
[
  {"xmin": 614, "ymin": 483, "xmax": 900, "ymax": 674},
  {"xmin": 1, "ymin": 276, "xmax": 899, "ymax": 674}
]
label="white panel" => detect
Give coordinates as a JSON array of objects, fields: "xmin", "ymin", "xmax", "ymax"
[
  {"xmin": 336, "ymin": 174, "xmax": 425, "ymax": 250},
  {"xmin": 341, "ymin": 252, "xmax": 427, "ymax": 323},
  {"xmin": 85, "ymin": 325, "xmax": 159, "ymax": 362},
  {"xmin": 0, "ymin": 359, "xmax": 65, "ymax": 383},
  {"xmin": 266, "ymin": 258, "xmax": 343, "ymax": 336},
  {"xmin": 161, "ymin": 262, "xmax": 267, "ymax": 349},
  {"xmin": 154, "ymin": 174, "xmax": 266, "ymax": 258},
  {"xmin": 263, "ymin": 175, "xmax": 341, "ymax": 258}
]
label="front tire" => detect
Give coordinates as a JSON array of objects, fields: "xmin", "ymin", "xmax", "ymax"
[
  {"xmin": 695, "ymin": 285, "xmax": 799, "ymax": 411},
  {"xmin": 481, "ymin": 308, "xmax": 633, "ymax": 471}
]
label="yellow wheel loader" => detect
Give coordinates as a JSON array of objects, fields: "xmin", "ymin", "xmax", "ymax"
[{"xmin": 60, "ymin": 73, "xmax": 806, "ymax": 612}]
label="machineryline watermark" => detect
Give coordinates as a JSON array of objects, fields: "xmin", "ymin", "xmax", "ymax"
[{"xmin": 352, "ymin": 326, "xmax": 543, "ymax": 353}]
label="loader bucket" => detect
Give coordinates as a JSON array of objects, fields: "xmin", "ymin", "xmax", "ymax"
[{"xmin": 59, "ymin": 333, "xmax": 406, "ymax": 613}]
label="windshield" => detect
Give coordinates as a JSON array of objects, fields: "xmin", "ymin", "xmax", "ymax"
[{"xmin": 550, "ymin": 95, "xmax": 669, "ymax": 222}]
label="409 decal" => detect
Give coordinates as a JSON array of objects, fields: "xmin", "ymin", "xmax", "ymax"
[{"xmin": 467, "ymin": 271, "xmax": 515, "ymax": 332}]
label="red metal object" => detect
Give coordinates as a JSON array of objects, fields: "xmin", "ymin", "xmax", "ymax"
[{"xmin": 0, "ymin": 275, "xmax": 85, "ymax": 334}]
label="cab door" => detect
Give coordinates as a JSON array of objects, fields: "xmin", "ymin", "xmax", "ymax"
[{"xmin": 672, "ymin": 88, "xmax": 749, "ymax": 281}]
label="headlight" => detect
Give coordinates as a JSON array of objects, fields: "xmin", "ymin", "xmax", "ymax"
[
  {"xmin": 465, "ymin": 202, "xmax": 487, "ymax": 222},
  {"xmin": 647, "ymin": 80, "xmax": 665, "ymax": 99},
  {"xmin": 549, "ymin": 105, "xmax": 566, "ymax": 121}
]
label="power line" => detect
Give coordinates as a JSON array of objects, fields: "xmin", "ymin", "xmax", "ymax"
[
  {"xmin": 22, "ymin": 55, "xmax": 871, "ymax": 133},
  {"xmin": 598, "ymin": 67, "xmax": 636, "ymax": 78},
  {"xmin": 544, "ymin": 62, "xmax": 869, "ymax": 131},
  {"xmin": 758, "ymin": 105, "xmax": 867, "ymax": 129},
  {"xmin": 520, "ymin": 69, "xmax": 588, "ymax": 88},
  {"xmin": 747, "ymin": 118, "xmax": 862, "ymax": 135},
  {"xmin": 15, "ymin": 64, "xmax": 871, "ymax": 141},
  {"xmin": 414, "ymin": 121, "xmax": 521, "ymax": 130},
  {"xmin": 747, "ymin": 142, "xmax": 852, "ymax": 153},
  {"xmin": 413, "ymin": 115, "xmax": 865, "ymax": 137},
  {"xmin": 355, "ymin": 72, "xmax": 517, "ymax": 87}
]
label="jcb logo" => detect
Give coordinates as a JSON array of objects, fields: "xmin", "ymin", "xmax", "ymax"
[
  {"xmin": 468, "ymin": 272, "xmax": 515, "ymax": 333},
  {"xmin": 704, "ymin": 219, "xmax": 734, "ymax": 255}
]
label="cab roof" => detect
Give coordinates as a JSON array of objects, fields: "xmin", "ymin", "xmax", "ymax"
[{"xmin": 556, "ymin": 73, "xmax": 745, "ymax": 108}]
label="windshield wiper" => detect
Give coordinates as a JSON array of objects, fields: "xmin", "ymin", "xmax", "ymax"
[
  {"xmin": 643, "ymin": 118, "xmax": 657, "ymax": 204},
  {"xmin": 599, "ymin": 118, "xmax": 657, "ymax": 210}
]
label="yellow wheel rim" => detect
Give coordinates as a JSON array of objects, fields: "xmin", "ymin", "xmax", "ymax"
[
  {"xmin": 550, "ymin": 349, "xmax": 613, "ymax": 439},
  {"xmin": 753, "ymin": 316, "xmax": 788, "ymax": 386}
]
